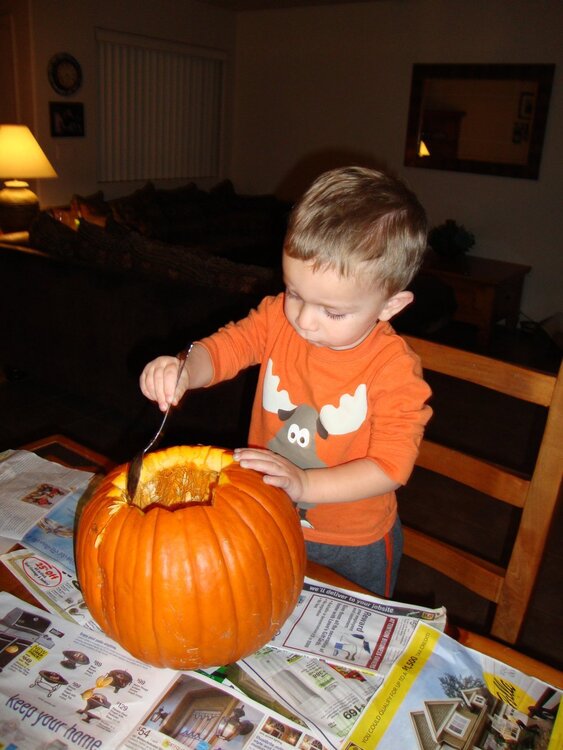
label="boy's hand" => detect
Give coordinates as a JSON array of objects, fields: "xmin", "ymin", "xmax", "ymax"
[
  {"xmin": 233, "ymin": 448, "xmax": 308, "ymax": 503},
  {"xmin": 139, "ymin": 355, "xmax": 189, "ymax": 411}
]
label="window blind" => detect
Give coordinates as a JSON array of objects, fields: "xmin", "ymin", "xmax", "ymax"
[{"xmin": 96, "ymin": 29, "xmax": 225, "ymax": 182}]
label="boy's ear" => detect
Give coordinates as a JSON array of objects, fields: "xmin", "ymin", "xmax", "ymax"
[{"xmin": 378, "ymin": 290, "xmax": 414, "ymax": 321}]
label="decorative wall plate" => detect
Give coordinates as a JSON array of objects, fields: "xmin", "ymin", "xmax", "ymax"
[{"xmin": 48, "ymin": 53, "xmax": 82, "ymax": 96}]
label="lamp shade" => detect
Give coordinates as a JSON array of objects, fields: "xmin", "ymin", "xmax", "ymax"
[
  {"xmin": 0, "ymin": 124, "xmax": 57, "ymax": 233},
  {"xmin": 0, "ymin": 124, "xmax": 57, "ymax": 179}
]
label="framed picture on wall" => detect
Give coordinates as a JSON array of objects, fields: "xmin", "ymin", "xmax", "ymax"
[{"xmin": 49, "ymin": 101, "xmax": 85, "ymax": 137}]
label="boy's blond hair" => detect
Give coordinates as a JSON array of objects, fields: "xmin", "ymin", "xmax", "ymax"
[{"xmin": 284, "ymin": 166, "xmax": 427, "ymax": 295}]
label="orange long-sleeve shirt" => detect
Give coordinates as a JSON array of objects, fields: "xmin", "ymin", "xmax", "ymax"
[{"xmin": 200, "ymin": 294, "xmax": 432, "ymax": 546}]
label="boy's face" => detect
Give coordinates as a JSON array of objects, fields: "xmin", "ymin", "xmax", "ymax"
[{"xmin": 282, "ymin": 253, "xmax": 412, "ymax": 350}]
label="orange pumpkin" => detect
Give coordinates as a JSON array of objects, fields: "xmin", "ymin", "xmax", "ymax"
[{"xmin": 75, "ymin": 445, "xmax": 306, "ymax": 669}]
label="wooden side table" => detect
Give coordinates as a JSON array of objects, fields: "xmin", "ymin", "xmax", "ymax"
[
  {"xmin": 419, "ymin": 255, "xmax": 531, "ymax": 346},
  {"xmin": 21, "ymin": 434, "xmax": 115, "ymax": 474}
]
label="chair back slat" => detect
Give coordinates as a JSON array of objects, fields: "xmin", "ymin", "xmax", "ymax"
[
  {"xmin": 403, "ymin": 335, "xmax": 556, "ymax": 405},
  {"xmin": 403, "ymin": 336, "xmax": 562, "ymax": 645},
  {"xmin": 418, "ymin": 441, "xmax": 530, "ymax": 507},
  {"xmin": 403, "ymin": 527, "xmax": 504, "ymax": 602}
]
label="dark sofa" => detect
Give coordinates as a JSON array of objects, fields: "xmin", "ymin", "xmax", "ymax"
[{"xmin": 1, "ymin": 181, "xmax": 289, "ymax": 450}]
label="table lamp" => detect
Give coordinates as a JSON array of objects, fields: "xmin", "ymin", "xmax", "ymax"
[{"xmin": 0, "ymin": 124, "xmax": 57, "ymax": 234}]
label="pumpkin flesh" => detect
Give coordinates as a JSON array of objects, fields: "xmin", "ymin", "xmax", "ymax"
[{"xmin": 76, "ymin": 445, "xmax": 306, "ymax": 669}]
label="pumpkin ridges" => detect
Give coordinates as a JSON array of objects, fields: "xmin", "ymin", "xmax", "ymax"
[
  {"xmin": 149, "ymin": 508, "xmax": 170, "ymax": 667},
  {"xmin": 97, "ymin": 504, "xmax": 134, "ymax": 641},
  {"xmin": 221, "ymin": 467, "xmax": 306, "ymax": 610},
  {"xmin": 130, "ymin": 508, "xmax": 162, "ymax": 666},
  {"xmin": 204, "ymin": 490, "xmax": 274, "ymax": 660},
  {"xmin": 148, "ymin": 502, "xmax": 237, "ymax": 667},
  {"xmin": 76, "ymin": 470, "xmax": 128, "ymax": 635},
  {"xmin": 215, "ymin": 485, "xmax": 279, "ymax": 624},
  {"xmin": 156, "ymin": 506, "xmax": 215, "ymax": 667},
  {"xmin": 189, "ymin": 505, "xmax": 240, "ymax": 665},
  {"xmin": 213, "ymin": 481, "xmax": 304, "ymax": 638},
  {"xmin": 174, "ymin": 505, "xmax": 206, "ymax": 666},
  {"xmin": 132, "ymin": 504, "xmax": 161, "ymax": 664},
  {"xmin": 98, "ymin": 506, "xmax": 131, "ymax": 641},
  {"xmin": 109, "ymin": 503, "xmax": 148, "ymax": 659},
  {"xmin": 145, "ymin": 507, "xmax": 203, "ymax": 667}
]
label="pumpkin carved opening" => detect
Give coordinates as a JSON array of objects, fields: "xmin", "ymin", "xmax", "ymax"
[{"xmin": 130, "ymin": 463, "xmax": 218, "ymax": 511}]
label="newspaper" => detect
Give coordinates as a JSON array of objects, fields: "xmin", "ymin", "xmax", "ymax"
[
  {"xmin": 269, "ymin": 578, "xmax": 447, "ymax": 673},
  {"xmin": 1, "ymin": 597, "xmax": 560, "ymax": 750},
  {"xmin": 1, "ymin": 547, "xmax": 101, "ymax": 630},
  {"xmin": 233, "ymin": 581, "xmax": 446, "ymax": 750},
  {"xmin": 20, "ymin": 476, "xmax": 102, "ymax": 575},
  {"xmin": 343, "ymin": 620, "xmax": 562, "ymax": 750},
  {"xmin": 0, "ymin": 591, "xmax": 333, "ymax": 750},
  {"xmin": 237, "ymin": 647, "xmax": 382, "ymax": 749},
  {"xmin": 0, "ymin": 449, "xmax": 93, "ymax": 541},
  {"xmin": 0, "ymin": 449, "xmax": 102, "ymax": 626}
]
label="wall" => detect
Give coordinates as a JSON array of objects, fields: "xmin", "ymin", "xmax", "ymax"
[
  {"xmin": 232, "ymin": 0, "xmax": 563, "ymax": 323},
  {"xmin": 27, "ymin": 0, "xmax": 236, "ymax": 204}
]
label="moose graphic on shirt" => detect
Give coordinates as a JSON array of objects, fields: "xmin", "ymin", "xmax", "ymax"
[{"xmin": 262, "ymin": 359, "xmax": 368, "ymax": 524}]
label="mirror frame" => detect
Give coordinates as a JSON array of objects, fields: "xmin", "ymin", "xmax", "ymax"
[{"xmin": 404, "ymin": 63, "xmax": 555, "ymax": 179}]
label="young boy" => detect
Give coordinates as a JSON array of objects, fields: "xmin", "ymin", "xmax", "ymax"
[{"xmin": 140, "ymin": 166, "xmax": 432, "ymax": 597}]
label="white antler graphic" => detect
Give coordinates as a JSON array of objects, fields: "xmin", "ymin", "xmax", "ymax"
[
  {"xmin": 263, "ymin": 358, "xmax": 297, "ymax": 414},
  {"xmin": 319, "ymin": 384, "xmax": 367, "ymax": 435}
]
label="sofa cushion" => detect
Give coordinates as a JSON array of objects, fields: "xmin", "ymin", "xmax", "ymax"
[
  {"xmin": 106, "ymin": 180, "xmax": 289, "ymax": 252},
  {"xmin": 109, "ymin": 181, "xmax": 211, "ymax": 243},
  {"xmin": 126, "ymin": 231, "xmax": 275, "ymax": 295},
  {"xmin": 29, "ymin": 212, "xmax": 135, "ymax": 271},
  {"xmin": 109, "ymin": 182, "xmax": 158, "ymax": 236}
]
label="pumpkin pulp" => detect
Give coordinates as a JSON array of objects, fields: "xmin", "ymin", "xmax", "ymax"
[{"xmin": 130, "ymin": 463, "xmax": 219, "ymax": 511}]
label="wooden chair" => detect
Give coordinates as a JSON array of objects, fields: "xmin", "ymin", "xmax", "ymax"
[{"xmin": 401, "ymin": 335, "xmax": 563, "ymax": 647}]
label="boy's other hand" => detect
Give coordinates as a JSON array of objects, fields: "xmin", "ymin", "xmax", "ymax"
[
  {"xmin": 139, "ymin": 355, "xmax": 188, "ymax": 411},
  {"xmin": 233, "ymin": 448, "xmax": 308, "ymax": 503}
]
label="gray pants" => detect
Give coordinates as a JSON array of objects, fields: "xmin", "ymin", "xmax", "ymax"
[{"xmin": 306, "ymin": 517, "xmax": 403, "ymax": 597}]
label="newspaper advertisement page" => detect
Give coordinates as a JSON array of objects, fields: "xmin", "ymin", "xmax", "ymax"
[
  {"xmin": 121, "ymin": 667, "xmax": 332, "ymax": 750},
  {"xmin": 1, "ymin": 546, "xmax": 101, "ymax": 630},
  {"xmin": 269, "ymin": 578, "xmax": 446, "ymax": 675},
  {"xmin": 0, "ymin": 591, "xmax": 176, "ymax": 749},
  {"xmin": 343, "ymin": 621, "xmax": 562, "ymax": 750},
  {"xmin": 237, "ymin": 646, "xmax": 382, "ymax": 750},
  {"xmin": 20, "ymin": 475, "xmax": 102, "ymax": 574},
  {"xmin": 0, "ymin": 592, "xmax": 335, "ymax": 750},
  {"xmin": 0, "ymin": 449, "xmax": 93, "ymax": 541}
]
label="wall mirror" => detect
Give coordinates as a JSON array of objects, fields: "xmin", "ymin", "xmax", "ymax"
[{"xmin": 404, "ymin": 63, "xmax": 555, "ymax": 179}]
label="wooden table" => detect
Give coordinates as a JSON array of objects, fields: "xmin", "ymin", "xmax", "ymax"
[
  {"xmin": 3, "ymin": 434, "xmax": 562, "ymax": 689},
  {"xmin": 419, "ymin": 254, "xmax": 531, "ymax": 346}
]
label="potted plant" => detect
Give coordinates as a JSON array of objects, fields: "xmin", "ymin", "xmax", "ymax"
[{"xmin": 428, "ymin": 219, "xmax": 475, "ymax": 263}]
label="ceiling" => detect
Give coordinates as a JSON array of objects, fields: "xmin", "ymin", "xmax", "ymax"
[{"xmin": 198, "ymin": 0, "xmax": 381, "ymax": 10}]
